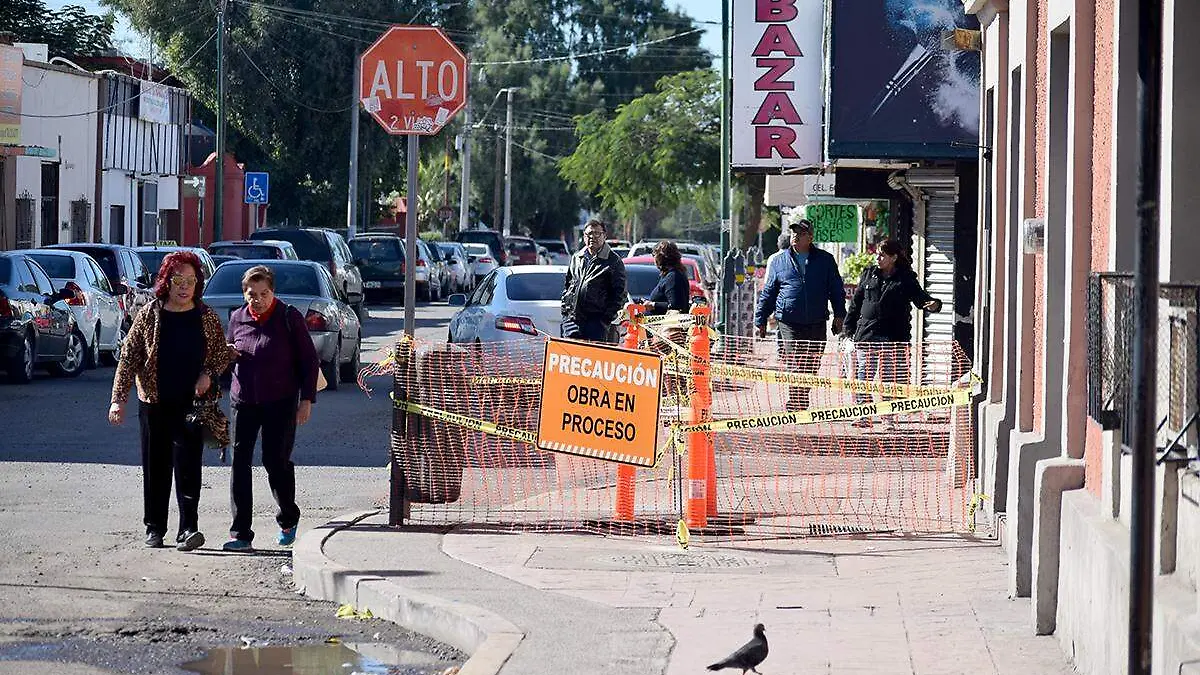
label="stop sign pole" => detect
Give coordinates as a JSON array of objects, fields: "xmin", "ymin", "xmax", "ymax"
[{"xmin": 359, "ymin": 26, "xmax": 468, "ymax": 337}]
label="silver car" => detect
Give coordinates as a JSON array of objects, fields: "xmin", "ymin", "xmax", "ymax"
[
  {"xmin": 25, "ymin": 249, "xmax": 124, "ymax": 368},
  {"xmin": 447, "ymin": 266, "xmax": 566, "ymax": 344},
  {"xmin": 202, "ymin": 260, "xmax": 363, "ymax": 391},
  {"xmin": 134, "ymin": 245, "xmax": 218, "ymax": 280},
  {"xmin": 461, "ymin": 243, "xmax": 499, "ymax": 284}
]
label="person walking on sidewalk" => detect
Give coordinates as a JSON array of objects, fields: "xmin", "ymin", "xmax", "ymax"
[
  {"xmin": 108, "ymin": 251, "xmax": 237, "ymax": 552},
  {"xmin": 754, "ymin": 219, "xmax": 847, "ymax": 411},
  {"xmin": 561, "ymin": 218, "xmax": 626, "ymax": 343},
  {"xmin": 223, "ymin": 265, "xmax": 319, "ymax": 552},
  {"xmin": 646, "ymin": 240, "xmax": 691, "ymax": 316},
  {"xmin": 842, "ymin": 240, "xmax": 942, "ymax": 416}
]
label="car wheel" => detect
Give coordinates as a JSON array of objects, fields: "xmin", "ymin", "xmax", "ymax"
[
  {"xmin": 49, "ymin": 329, "xmax": 86, "ymax": 378},
  {"xmin": 102, "ymin": 321, "xmax": 127, "ymax": 367},
  {"xmin": 6, "ymin": 331, "xmax": 35, "ymax": 384},
  {"xmin": 353, "ymin": 301, "xmax": 367, "ymax": 321},
  {"xmin": 339, "ymin": 341, "xmax": 361, "ymax": 383},
  {"xmin": 321, "ymin": 342, "xmax": 341, "ymax": 392},
  {"xmin": 85, "ymin": 324, "xmax": 101, "ymax": 370}
]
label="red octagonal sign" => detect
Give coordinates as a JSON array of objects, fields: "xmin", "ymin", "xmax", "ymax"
[{"xmin": 359, "ymin": 26, "xmax": 468, "ymax": 136}]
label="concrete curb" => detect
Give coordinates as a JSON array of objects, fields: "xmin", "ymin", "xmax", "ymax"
[{"xmin": 292, "ymin": 509, "xmax": 524, "ymax": 675}]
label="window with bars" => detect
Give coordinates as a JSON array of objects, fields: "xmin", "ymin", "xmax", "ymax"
[
  {"xmin": 70, "ymin": 198, "xmax": 91, "ymax": 243},
  {"xmin": 15, "ymin": 194, "xmax": 34, "ymax": 250}
]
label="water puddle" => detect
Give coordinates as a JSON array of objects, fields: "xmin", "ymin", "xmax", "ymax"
[{"xmin": 180, "ymin": 642, "xmax": 454, "ymax": 674}]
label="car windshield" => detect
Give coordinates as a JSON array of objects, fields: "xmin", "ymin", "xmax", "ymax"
[
  {"xmin": 625, "ymin": 265, "xmax": 661, "ymax": 298},
  {"xmin": 611, "ymin": 247, "xmax": 629, "ymax": 259},
  {"xmin": 136, "ymin": 251, "xmax": 169, "ymax": 276},
  {"xmin": 463, "ymin": 243, "xmax": 491, "ymax": 258},
  {"xmin": 25, "ymin": 254, "xmax": 76, "ymax": 279},
  {"xmin": 63, "ymin": 248, "xmax": 117, "ymax": 280},
  {"xmin": 207, "ymin": 264, "xmax": 322, "ymax": 296},
  {"xmin": 505, "ymin": 272, "xmax": 565, "ymax": 301},
  {"xmin": 436, "ymin": 244, "xmax": 459, "ymax": 258},
  {"xmin": 538, "ymin": 241, "xmax": 568, "ymax": 254},
  {"xmin": 457, "ymin": 231, "xmax": 501, "ymax": 249},
  {"xmin": 252, "ymin": 231, "xmax": 329, "ymax": 261},
  {"xmin": 211, "ymin": 245, "xmax": 281, "ymax": 260},
  {"xmin": 350, "ymin": 239, "xmax": 403, "ymax": 261},
  {"xmin": 508, "ymin": 239, "xmax": 536, "ymax": 253}
]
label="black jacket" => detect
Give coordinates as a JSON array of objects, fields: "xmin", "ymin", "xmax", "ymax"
[
  {"xmin": 646, "ymin": 268, "xmax": 690, "ymax": 315},
  {"xmin": 561, "ymin": 244, "xmax": 627, "ymax": 323},
  {"xmin": 844, "ymin": 265, "xmax": 939, "ymax": 342}
]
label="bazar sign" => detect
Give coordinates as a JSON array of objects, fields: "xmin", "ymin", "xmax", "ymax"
[
  {"xmin": 0, "ymin": 44, "xmax": 22, "ymax": 145},
  {"xmin": 731, "ymin": 0, "xmax": 823, "ymax": 169},
  {"xmin": 537, "ymin": 339, "xmax": 662, "ymax": 467}
]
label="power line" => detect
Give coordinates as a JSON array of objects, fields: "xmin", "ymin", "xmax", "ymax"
[
  {"xmin": 235, "ymin": 42, "xmax": 356, "ymax": 113},
  {"xmin": 14, "ymin": 30, "xmax": 218, "ymax": 119},
  {"xmin": 473, "ymin": 28, "xmax": 702, "ymax": 66}
]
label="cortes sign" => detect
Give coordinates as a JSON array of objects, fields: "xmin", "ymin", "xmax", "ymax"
[{"xmin": 731, "ymin": 0, "xmax": 824, "ymax": 169}]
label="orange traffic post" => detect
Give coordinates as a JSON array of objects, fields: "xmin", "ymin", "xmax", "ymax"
[
  {"xmin": 615, "ymin": 302, "xmax": 645, "ymax": 522},
  {"xmin": 686, "ymin": 303, "xmax": 714, "ymax": 529}
]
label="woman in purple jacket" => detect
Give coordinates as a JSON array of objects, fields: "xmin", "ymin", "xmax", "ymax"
[{"xmin": 223, "ymin": 265, "xmax": 320, "ymax": 552}]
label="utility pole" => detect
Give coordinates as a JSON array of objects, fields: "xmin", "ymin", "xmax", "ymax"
[
  {"xmin": 719, "ymin": 0, "xmax": 733, "ymax": 324},
  {"xmin": 458, "ymin": 95, "xmax": 472, "ymax": 232},
  {"xmin": 503, "ymin": 87, "xmax": 518, "ymax": 237},
  {"xmin": 214, "ymin": 0, "xmax": 228, "ymax": 242},
  {"xmin": 492, "ymin": 132, "xmax": 502, "ymax": 230},
  {"xmin": 346, "ymin": 56, "xmax": 360, "ymax": 239}
]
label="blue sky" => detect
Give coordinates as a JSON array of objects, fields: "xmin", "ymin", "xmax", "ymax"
[{"xmin": 49, "ymin": 0, "xmax": 722, "ymax": 63}]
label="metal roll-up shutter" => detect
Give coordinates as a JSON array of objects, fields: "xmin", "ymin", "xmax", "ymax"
[{"xmin": 903, "ymin": 169, "xmax": 958, "ymax": 386}]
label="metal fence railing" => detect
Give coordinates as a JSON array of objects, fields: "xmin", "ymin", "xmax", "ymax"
[{"xmin": 1087, "ymin": 273, "xmax": 1200, "ymax": 461}]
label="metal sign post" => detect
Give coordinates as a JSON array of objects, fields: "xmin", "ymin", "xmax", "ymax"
[{"xmin": 404, "ymin": 137, "xmax": 419, "ymax": 337}]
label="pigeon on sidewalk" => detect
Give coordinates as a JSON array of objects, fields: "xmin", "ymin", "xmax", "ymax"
[{"xmin": 707, "ymin": 623, "xmax": 768, "ymax": 674}]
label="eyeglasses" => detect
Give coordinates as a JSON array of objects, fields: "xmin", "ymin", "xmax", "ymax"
[
  {"xmin": 583, "ymin": 231, "xmax": 605, "ymax": 238},
  {"xmin": 171, "ymin": 275, "xmax": 198, "ymax": 288}
]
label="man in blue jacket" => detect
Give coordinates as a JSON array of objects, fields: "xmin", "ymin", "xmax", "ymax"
[{"xmin": 755, "ymin": 219, "xmax": 847, "ymax": 411}]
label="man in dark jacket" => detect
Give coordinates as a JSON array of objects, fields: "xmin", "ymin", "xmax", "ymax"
[
  {"xmin": 755, "ymin": 219, "xmax": 846, "ymax": 411},
  {"xmin": 561, "ymin": 219, "xmax": 627, "ymax": 343},
  {"xmin": 223, "ymin": 265, "xmax": 320, "ymax": 552}
]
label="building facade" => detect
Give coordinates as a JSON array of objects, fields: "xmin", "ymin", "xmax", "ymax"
[{"xmin": 965, "ymin": 0, "xmax": 1200, "ymax": 672}]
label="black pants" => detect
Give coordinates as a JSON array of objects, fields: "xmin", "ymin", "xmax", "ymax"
[
  {"xmin": 561, "ymin": 315, "xmax": 614, "ymax": 343},
  {"xmin": 230, "ymin": 396, "xmax": 300, "ymax": 543},
  {"xmin": 139, "ymin": 399, "xmax": 203, "ymax": 539},
  {"xmin": 776, "ymin": 321, "xmax": 829, "ymax": 411}
]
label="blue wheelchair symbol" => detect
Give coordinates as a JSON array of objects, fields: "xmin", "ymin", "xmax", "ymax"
[{"xmin": 244, "ymin": 172, "xmax": 270, "ymax": 205}]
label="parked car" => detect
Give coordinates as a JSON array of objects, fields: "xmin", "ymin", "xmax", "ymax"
[
  {"xmin": 504, "ymin": 236, "xmax": 539, "ymax": 266},
  {"xmin": 447, "ymin": 266, "xmax": 568, "ymax": 344},
  {"xmin": 610, "ymin": 246, "xmax": 630, "ymax": 259},
  {"xmin": 348, "ymin": 234, "xmax": 405, "ymax": 302},
  {"xmin": 461, "ymin": 242, "xmax": 499, "ymax": 285},
  {"xmin": 211, "ymin": 254, "xmax": 240, "ymax": 267},
  {"xmin": 24, "ymin": 249, "xmax": 124, "ymax": 368},
  {"xmin": 0, "ymin": 252, "xmax": 84, "ymax": 382},
  {"xmin": 436, "ymin": 241, "xmax": 473, "ymax": 294},
  {"xmin": 45, "ymin": 243, "xmax": 155, "ymax": 332},
  {"xmin": 415, "ymin": 239, "xmax": 445, "ymax": 302},
  {"xmin": 208, "ymin": 240, "xmax": 299, "ymax": 261},
  {"xmin": 203, "ymin": 260, "xmax": 362, "ymax": 390},
  {"xmin": 535, "ymin": 239, "xmax": 571, "ymax": 265},
  {"xmin": 453, "ymin": 229, "xmax": 507, "ymax": 267},
  {"xmin": 605, "ymin": 238, "xmax": 632, "ymax": 250},
  {"xmin": 622, "ymin": 255, "xmax": 708, "ymax": 304},
  {"xmin": 422, "ymin": 238, "xmax": 452, "ymax": 299},
  {"xmin": 134, "ymin": 244, "xmax": 217, "ymax": 280},
  {"xmin": 248, "ymin": 228, "xmax": 365, "ymax": 317}
]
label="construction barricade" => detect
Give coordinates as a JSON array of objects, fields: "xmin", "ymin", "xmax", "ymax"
[{"xmin": 381, "ymin": 308, "xmax": 983, "ymax": 543}]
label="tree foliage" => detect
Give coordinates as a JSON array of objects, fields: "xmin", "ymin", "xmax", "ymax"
[
  {"xmin": 102, "ymin": 0, "xmax": 708, "ymax": 234},
  {"xmin": 559, "ymin": 68, "xmax": 719, "ymax": 225},
  {"xmin": 0, "ymin": 1, "xmax": 116, "ymax": 57}
]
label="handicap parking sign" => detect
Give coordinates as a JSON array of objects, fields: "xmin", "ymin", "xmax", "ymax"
[{"xmin": 244, "ymin": 172, "xmax": 269, "ymax": 205}]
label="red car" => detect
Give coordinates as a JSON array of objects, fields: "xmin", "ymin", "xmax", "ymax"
[
  {"xmin": 622, "ymin": 255, "xmax": 709, "ymax": 304},
  {"xmin": 504, "ymin": 236, "xmax": 540, "ymax": 265}
]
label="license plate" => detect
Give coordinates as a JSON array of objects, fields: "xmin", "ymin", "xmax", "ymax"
[{"xmin": 364, "ymin": 281, "xmax": 381, "ymax": 289}]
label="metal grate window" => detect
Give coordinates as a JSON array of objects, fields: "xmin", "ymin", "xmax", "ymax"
[
  {"xmin": 70, "ymin": 198, "xmax": 91, "ymax": 243},
  {"xmin": 15, "ymin": 194, "xmax": 34, "ymax": 250}
]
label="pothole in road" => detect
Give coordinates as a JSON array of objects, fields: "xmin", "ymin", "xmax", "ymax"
[{"xmin": 180, "ymin": 642, "xmax": 455, "ymax": 674}]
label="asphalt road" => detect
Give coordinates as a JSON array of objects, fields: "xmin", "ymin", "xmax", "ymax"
[{"xmin": 0, "ymin": 301, "xmax": 463, "ymax": 674}]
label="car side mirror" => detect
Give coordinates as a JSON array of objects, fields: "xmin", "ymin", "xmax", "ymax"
[
  {"xmin": 111, "ymin": 282, "xmax": 128, "ymax": 295},
  {"xmin": 447, "ymin": 293, "xmax": 467, "ymax": 307}
]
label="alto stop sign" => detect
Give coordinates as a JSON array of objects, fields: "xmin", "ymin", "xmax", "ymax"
[{"xmin": 359, "ymin": 26, "xmax": 468, "ymax": 135}]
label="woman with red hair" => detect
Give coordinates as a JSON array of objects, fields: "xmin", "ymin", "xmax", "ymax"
[{"xmin": 107, "ymin": 251, "xmax": 237, "ymax": 551}]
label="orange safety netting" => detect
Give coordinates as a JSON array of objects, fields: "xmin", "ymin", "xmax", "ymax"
[{"xmin": 381, "ymin": 319, "xmax": 981, "ymax": 542}]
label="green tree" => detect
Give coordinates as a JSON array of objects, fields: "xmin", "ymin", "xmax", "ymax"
[
  {"xmin": 559, "ymin": 69, "xmax": 719, "ymax": 226},
  {"xmin": 1, "ymin": 1, "xmax": 116, "ymax": 57}
]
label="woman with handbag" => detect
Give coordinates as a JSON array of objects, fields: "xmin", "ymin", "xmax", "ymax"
[{"xmin": 108, "ymin": 251, "xmax": 237, "ymax": 551}]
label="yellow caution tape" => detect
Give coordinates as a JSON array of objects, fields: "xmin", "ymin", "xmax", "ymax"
[
  {"xmin": 676, "ymin": 519, "xmax": 690, "ymax": 550},
  {"xmin": 967, "ymin": 493, "xmax": 990, "ymax": 534},
  {"xmin": 469, "ymin": 376, "xmax": 541, "ymax": 386},
  {"xmin": 394, "ymin": 398, "xmax": 538, "ymax": 445},
  {"xmin": 641, "ymin": 313, "xmax": 693, "ymax": 326},
  {"xmin": 664, "ymin": 360, "xmax": 960, "ymax": 398},
  {"xmin": 672, "ymin": 389, "xmax": 971, "ymax": 433}
]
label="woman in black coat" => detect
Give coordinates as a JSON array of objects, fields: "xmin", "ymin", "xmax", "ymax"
[
  {"xmin": 842, "ymin": 240, "xmax": 942, "ymax": 413},
  {"xmin": 646, "ymin": 240, "xmax": 691, "ymax": 315}
]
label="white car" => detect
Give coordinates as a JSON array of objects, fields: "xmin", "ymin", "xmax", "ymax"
[
  {"xmin": 536, "ymin": 239, "xmax": 571, "ymax": 265},
  {"xmin": 25, "ymin": 249, "xmax": 124, "ymax": 368},
  {"xmin": 461, "ymin": 242, "xmax": 500, "ymax": 285},
  {"xmin": 436, "ymin": 241, "xmax": 474, "ymax": 294},
  {"xmin": 447, "ymin": 266, "xmax": 566, "ymax": 344},
  {"xmin": 134, "ymin": 245, "xmax": 218, "ymax": 280}
]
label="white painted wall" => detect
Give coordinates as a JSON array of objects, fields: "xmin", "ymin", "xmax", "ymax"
[{"xmin": 13, "ymin": 63, "xmax": 99, "ymax": 245}]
